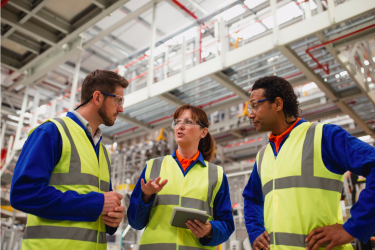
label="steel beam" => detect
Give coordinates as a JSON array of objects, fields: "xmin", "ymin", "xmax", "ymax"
[
  {"xmin": 316, "ymin": 32, "xmax": 375, "ymax": 107},
  {"xmin": 122, "ymin": 0, "xmax": 375, "ymax": 109},
  {"xmin": 7, "ymin": 37, "xmax": 84, "ymax": 92},
  {"xmin": 7, "ymin": 34, "xmax": 40, "ymax": 54},
  {"xmin": 7, "ymin": 0, "xmax": 70, "ymax": 34},
  {"xmin": 278, "ymin": 45, "xmax": 375, "ymax": 137},
  {"xmin": 90, "ymin": 0, "xmax": 106, "ymax": 9},
  {"xmin": 117, "ymin": 113, "xmax": 153, "ymax": 132},
  {"xmin": 1, "ymin": 9, "xmax": 58, "ymax": 46},
  {"xmin": 83, "ymin": 0, "xmax": 162, "ymax": 49},
  {"xmin": 209, "ymin": 72, "xmax": 250, "ymax": 101},
  {"xmin": 158, "ymin": 93, "xmax": 186, "ymax": 107}
]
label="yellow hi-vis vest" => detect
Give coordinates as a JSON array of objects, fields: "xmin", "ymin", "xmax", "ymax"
[
  {"xmin": 139, "ymin": 155, "xmax": 223, "ymax": 250},
  {"xmin": 22, "ymin": 117, "xmax": 111, "ymax": 250},
  {"xmin": 257, "ymin": 122, "xmax": 353, "ymax": 250}
]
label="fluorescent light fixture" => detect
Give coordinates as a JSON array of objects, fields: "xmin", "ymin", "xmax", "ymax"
[
  {"xmin": 335, "ymin": 74, "xmax": 340, "ymax": 78},
  {"xmin": 340, "ymin": 71, "xmax": 348, "ymax": 77},
  {"xmin": 244, "ymin": 0, "xmax": 266, "ymax": 9},
  {"xmin": 8, "ymin": 115, "xmax": 20, "ymax": 121},
  {"xmin": 214, "ymin": 5, "xmax": 246, "ymax": 21},
  {"xmin": 364, "ymin": 60, "xmax": 369, "ymax": 66},
  {"xmin": 358, "ymin": 135, "xmax": 371, "ymax": 141},
  {"xmin": 373, "ymin": 57, "xmax": 375, "ymax": 62},
  {"xmin": 368, "ymin": 77, "xmax": 372, "ymax": 82},
  {"xmin": 262, "ymin": 2, "xmax": 303, "ymax": 29},
  {"xmin": 302, "ymin": 82, "xmax": 317, "ymax": 92},
  {"xmin": 361, "ymin": 68, "xmax": 364, "ymax": 73}
]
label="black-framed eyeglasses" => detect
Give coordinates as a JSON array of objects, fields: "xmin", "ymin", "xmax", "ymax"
[
  {"xmin": 247, "ymin": 98, "xmax": 270, "ymax": 114},
  {"xmin": 74, "ymin": 91, "xmax": 124, "ymax": 110}
]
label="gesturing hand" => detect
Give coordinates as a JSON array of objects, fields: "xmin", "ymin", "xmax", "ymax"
[
  {"xmin": 185, "ymin": 220, "xmax": 212, "ymax": 239},
  {"xmin": 103, "ymin": 205, "xmax": 125, "ymax": 228},
  {"xmin": 252, "ymin": 231, "xmax": 270, "ymax": 250},
  {"xmin": 141, "ymin": 177, "xmax": 168, "ymax": 203},
  {"xmin": 305, "ymin": 224, "xmax": 355, "ymax": 250}
]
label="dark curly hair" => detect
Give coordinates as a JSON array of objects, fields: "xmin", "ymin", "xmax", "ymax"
[{"xmin": 252, "ymin": 76, "xmax": 300, "ymax": 119}]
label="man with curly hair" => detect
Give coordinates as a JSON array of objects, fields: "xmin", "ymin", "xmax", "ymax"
[{"xmin": 243, "ymin": 76, "xmax": 375, "ymax": 250}]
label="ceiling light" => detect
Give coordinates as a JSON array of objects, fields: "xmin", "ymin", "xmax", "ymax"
[
  {"xmin": 214, "ymin": 5, "xmax": 246, "ymax": 21},
  {"xmin": 244, "ymin": 0, "xmax": 266, "ymax": 9},
  {"xmin": 364, "ymin": 60, "xmax": 370, "ymax": 66}
]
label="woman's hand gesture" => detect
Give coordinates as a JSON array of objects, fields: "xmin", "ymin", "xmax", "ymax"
[{"xmin": 141, "ymin": 177, "xmax": 168, "ymax": 203}]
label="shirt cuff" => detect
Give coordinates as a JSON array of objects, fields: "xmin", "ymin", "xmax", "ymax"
[
  {"xmin": 343, "ymin": 220, "xmax": 367, "ymax": 243},
  {"xmin": 88, "ymin": 192, "xmax": 105, "ymax": 221},
  {"xmin": 106, "ymin": 225, "xmax": 118, "ymax": 235},
  {"xmin": 137, "ymin": 192, "xmax": 155, "ymax": 206},
  {"xmin": 199, "ymin": 221, "xmax": 217, "ymax": 246},
  {"xmin": 249, "ymin": 230, "xmax": 264, "ymax": 246}
]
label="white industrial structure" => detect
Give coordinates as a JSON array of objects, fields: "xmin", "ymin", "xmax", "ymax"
[{"xmin": 1, "ymin": 0, "xmax": 375, "ymax": 249}]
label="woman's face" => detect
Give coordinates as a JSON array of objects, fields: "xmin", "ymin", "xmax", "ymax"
[{"xmin": 174, "ymin": 109, "xmax": 208, "ymax": 147}]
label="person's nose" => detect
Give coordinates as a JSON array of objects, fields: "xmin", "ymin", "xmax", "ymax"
[
  {"xmin": 117, "ymin": 105, "xmax": 123, "ymax": 113},
  {"xmin": 248, "ymin": 111, "xmax": 255, "ymax": 120}
]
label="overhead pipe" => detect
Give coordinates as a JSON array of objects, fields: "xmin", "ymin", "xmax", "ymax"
[
  {"xmin": 306, "ymin": 23, "xmax": 375, "ymax": 75},
  {"xmin": 1, "ymin": 0, "xmax": 10, "ymax": 8}
]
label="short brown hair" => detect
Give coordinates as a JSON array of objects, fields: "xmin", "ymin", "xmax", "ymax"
[
  {"xmin": 81, "ymin": 70, "xmax": 129, "ymax": 102},
  {"xmin": 173, "ymin": 104, "xmax": 216, "ymax": 162}
]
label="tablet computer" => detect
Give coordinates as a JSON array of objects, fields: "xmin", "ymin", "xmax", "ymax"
[{"xmin": 170, "ymin": 207, "xmax": 209, "ymax": 229}]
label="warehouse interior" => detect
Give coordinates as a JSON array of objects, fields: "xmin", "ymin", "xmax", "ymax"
[{"xmin": 1, "ymin": 0, "xmax": 375, "ymax": 249}]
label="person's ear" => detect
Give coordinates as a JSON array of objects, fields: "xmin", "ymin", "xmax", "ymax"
[
  {"xmin": 201, "ymin": 128, "xmax": 208, "ymax": 138},
  {"xmin": 274, "ymin": 97, "xmax": 284, "ymax": 112},
  {"xmin": 92, "ymin": 91, "xmax": 102, "ymax": 107}
]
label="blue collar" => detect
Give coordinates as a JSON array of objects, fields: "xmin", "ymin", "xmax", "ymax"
[
  {"xmin": 66, "ymin": 112, "xmax": 87, "ymax": 132},
  {"xmin": 171, "ymin": 149, "xmax": 207, "ymax": 167}
]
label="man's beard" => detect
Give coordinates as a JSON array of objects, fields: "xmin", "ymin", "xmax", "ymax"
[{"xmin": 98, "ymin": 102, "xmax": 116, "ymax": 126}]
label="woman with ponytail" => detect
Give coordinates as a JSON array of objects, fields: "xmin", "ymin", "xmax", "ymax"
[{"xmin": 128, "ymin": 104, "xmax": 234, "ymax": 250}]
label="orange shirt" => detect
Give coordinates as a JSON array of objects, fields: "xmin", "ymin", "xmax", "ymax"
[
  {"xmin": 176, "ymin": 150, "xmax": 200, "ymax": 171},
  {"xmin": 269, "ymin": 118, "xmax": 301, "ymax": 154}
]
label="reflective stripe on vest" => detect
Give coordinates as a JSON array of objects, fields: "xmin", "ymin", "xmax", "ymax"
[
  {"xmin": 139, "ymin": 244, "xmax": 209, "ymax": 250},
  {"xmin": 140, "ymin": 155, "xmax": 222, "ymax": 250},
  {"xmin": 47, "ymin": 118, "xmax": 111, "ymax": 192},
  {"xmin": 257, "ymin": 122, "xmax": 352, "ymax": 250},
  {"xmin": 23, "ymin": 226, "xmax": 106, "ymax": 243},
  {"xmin": 23, "ymin": 117, "xmax": 110, "ymax": 250},
  {"xmin": 259, "ymin": 123, "xmax": 343, "ymax": 198},
  {"xmin": 149, "ymin": 157, "xmax": 218, "ymax": 217}
]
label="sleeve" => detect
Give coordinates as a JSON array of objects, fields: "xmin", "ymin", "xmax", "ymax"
[
  {"xmin": 322, "ymin": 124, "xmax": 375, "ymax": 242},
  {"xmin": 127, "ymin": 166, "xmax": 156, "ymax": 230},
  {"xmin": 242, "ymin": 162, "xmax": 266, "ymax": 245},
  {"xmin": 200, "ymin": 173, "xmax": 235, "ymax": 246},
  {"xmin": 106, "ymin": 180, "xmax": 118, "ymax": 235},
  {"xmin": 10, "ymin": 124, "xmax": 104, "ymax": 222}
]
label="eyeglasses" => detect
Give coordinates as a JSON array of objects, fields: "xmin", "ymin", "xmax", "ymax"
[
  {"xmin": 100, "ymin": 92, "xmax": 124, "ymax": 107},
  {"xmin": 74, "ymin": 91, "xmax": 124, "ymax": 110},
  {"xmin": 247, "ymin": 98, "xmax": 270, "ymax": 114},
  {"xmin": 171, "ymin": 118, "xmax": 206, "ymax": 129}
]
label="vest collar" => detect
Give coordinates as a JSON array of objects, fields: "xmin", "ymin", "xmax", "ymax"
[{"xmin": 172, "ymin": 149, "xmax": 207, "ymax": 167}]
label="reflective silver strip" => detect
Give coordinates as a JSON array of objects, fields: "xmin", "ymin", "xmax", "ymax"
[
  {"xmin": 206, "ymin": 162, "xmax": 218, "ymax": 217},
  {"xmin": 261, "ymin": 123, "xmax": 343, "ymax": 198},
  {"xmin": 152, "ymin": 194, "xmax": 180, "ymax": 208},
  {"xmin": 257, "ymin": 145, "xmax": 268, "ymax": 180},
  {"xmin": 49, "ymin": 118, "xmax": 109, "ymax": 192},
  {"xmin": 139, "ymin": 244, "xmax": 207, "ymax": 250},
  {"xmin": 139, "ymin": 243, "xmax": 176, "ymax": 250},
  {"xmin": 23, "ymin": 226, "xmax": 106, "ymax": 244},
  {"xmin": 301, "ymin": 122, "xmax": 317, "ymax": 176},
  {"xmin": 262, "ymin": 176, "xmax": 343, "ymax": 197},
  {"xmin": 269, "ymin": 232, "xmax": 307, "ymax": 248},
  {"xmin": 101, "ymin": 143, "xmax": 111, "ymax": 192},
  {"xmin": 150, "ymin": 158, "xmax": 218, "ymax": 217},
  {"xmin": 181, "ymin": 197, "xmax": 212, "ymax": 217},
  {"xmin": 150, "ymin": 156, "xmax": 165, "ymax": 180}
]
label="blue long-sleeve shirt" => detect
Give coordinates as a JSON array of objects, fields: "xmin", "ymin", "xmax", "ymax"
[
  {"xmin": 10, "ymin": 112, "xmax": 117, "ymax": 235},
  {"xmin": 127, "ymin": 150, "xmax": 235, "ymax": 246},
  {"xmin": 243, "ymin": 119, "xmax": 375, "ymax": 244}
]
